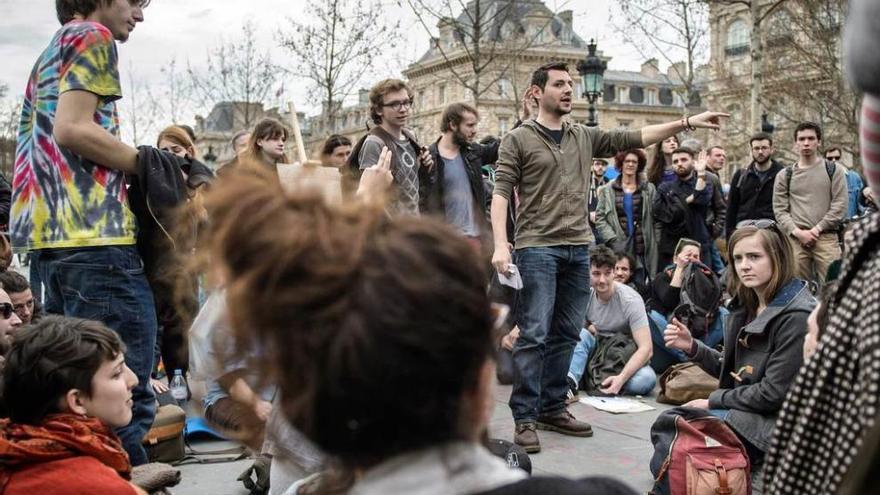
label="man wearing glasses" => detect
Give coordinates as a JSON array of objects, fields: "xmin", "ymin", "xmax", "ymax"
[
  {"xmin": 356, "ymin": 79, "xmax": 434, "ymax": 216},
  {"xmin": 0, "ymin": 288, "xmax": 23, "ymax": 349},
  {"xmin": 825, "ymin": 147, "xmax": 866, "ymax": 218},
  {"xmin": 726, "ymin": 132, "xmax": 785, "ymax": 240},
  {"xmin": 0, "ymin": 271, "xmax": 39, "ymax": 325}
]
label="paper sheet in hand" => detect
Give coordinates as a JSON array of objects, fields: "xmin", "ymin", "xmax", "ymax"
[
  {"xmin": 497, "ymin": 264, "xmax": 523, "ymax": 290},
  {"xmin": 579, "ymin": 396, "xmax": 656, "ymax": 414}
]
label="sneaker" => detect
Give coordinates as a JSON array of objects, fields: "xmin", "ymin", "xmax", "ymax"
[
  {"xmin": 565, "ymin": 377, "xmax": 579, "ymax": 404},
  {"xmin": 537, "ymin": 410, "xmax": 593, "ymax": 437},
  {"xmin": 513, "ymin": 422, "xmax": 541, "ymax": 453}
]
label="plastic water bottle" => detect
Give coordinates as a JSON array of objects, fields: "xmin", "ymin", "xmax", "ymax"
[{"xmin": 169, "ymin": 369, "xmax": 188, "ymax": 407}]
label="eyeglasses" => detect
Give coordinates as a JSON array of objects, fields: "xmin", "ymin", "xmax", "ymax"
[
  {"xmin": 0, "ymin": 303, "xmax": 14, "ymax": 319},
  {"xmin": 736, "ymin": 219, "xmax": 778, "ymax": 230},
  {"xmin": 381, "ymin": 99, "xmax": 414, "ymax": 111}
]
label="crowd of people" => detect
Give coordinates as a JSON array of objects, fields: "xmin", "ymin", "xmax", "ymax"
[{"xmin": 0, "ymin": 1, "xmax": 879, "ymax": 495}]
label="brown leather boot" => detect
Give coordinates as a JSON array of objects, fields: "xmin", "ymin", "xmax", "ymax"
[
  {"xmin": 513, "ymin": 422, "xmax": 541, "ymax": 453},
  {"xmin": 537, "ymin": 410, "xmax": 593, "ymax": 437}
]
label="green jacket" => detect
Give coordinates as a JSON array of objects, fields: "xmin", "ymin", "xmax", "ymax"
[
  {"xmin": 594, "ymin": 178, "xmax": 660, "ymax": 274},
  {"xmin": 493, "ymin": 120, "xmax": 642, "ymax": 248}
]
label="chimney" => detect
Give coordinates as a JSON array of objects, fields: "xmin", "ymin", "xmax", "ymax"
[
  {"xmin": 641, "ymin": 58, "xmax": 660, "ymax": 77},
  {"xmin": 667, "ymin": 61, "xmax": 688, "ymax": 82}
]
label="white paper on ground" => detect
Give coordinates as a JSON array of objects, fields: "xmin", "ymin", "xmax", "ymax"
[
  {"xmin": 497, "ymin": 264, "xmax": 523, "ymax": 290},
  {"xmin": 579, "ymin": 396, "xmax": 656, "ymax": 414}
]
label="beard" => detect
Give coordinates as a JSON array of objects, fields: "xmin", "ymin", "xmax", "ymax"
[
  {"xmin": 452, "ymin": 129, "xmax": 471, "ymax": 147},
  {"xmin": 675, "ymin": 166, "xmax": 693, "ymax": 178}
]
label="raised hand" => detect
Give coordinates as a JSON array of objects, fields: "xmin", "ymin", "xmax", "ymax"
[
  {"xmin": 664, "ymin": 317, "xmax": 694, "ymax": 352},
  {"xmin": 357, "ymin": 146, "xmax": 393, "ymax": 201}
]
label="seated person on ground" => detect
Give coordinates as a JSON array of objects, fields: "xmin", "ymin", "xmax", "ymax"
[
  {"xmin": 663, "ymin": 220, "xmax": 814, "ymax": 465},
  {"xmin": 648, "ymin": 238, "xmax": 726, "ymax": 374},
  {"xmin": 0, "ymin": 285, "xmax": 23, "ymax": 347},
  {"xmin": 568, "ymin": 246, "xmax": 655, "ymax": 398},
  {"xmin": 614, "ymin": 251, "xmax": 650, "ymax": 300},
  {"xmin": 200, "ymin": 296, "xmax": 275, "ymax": 452},
  {"xmin": 0, "ymin": 316, "xmax": 147, "ymax": 495},
  {"xmin": 0, "ymin": 271, "xmax": 39, "ymax": 326},
  {"xmin": 197, "ymin": 170, "xmax": 637, "ymax": 495}
]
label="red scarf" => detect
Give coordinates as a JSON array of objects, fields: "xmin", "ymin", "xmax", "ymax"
[{"xmin": 0, "ymin": 414, "xmax": 131, "ymax": 490}]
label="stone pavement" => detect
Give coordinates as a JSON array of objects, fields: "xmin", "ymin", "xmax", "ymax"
[{"xmin": 174, "ymin": 385, "xmax": 671, "ymax": 494}]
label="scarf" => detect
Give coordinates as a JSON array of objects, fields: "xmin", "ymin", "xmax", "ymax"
[
  {"xmin": 763, "ymin": 214, "xmax": 880, "ymax": 493},
  {"xmin": 0, "ymin": 414, "xmax": 131, "ymax": 491}
]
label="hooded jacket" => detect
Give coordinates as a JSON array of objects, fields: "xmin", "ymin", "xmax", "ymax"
[
  {"xmin": 0, "ymin": 414, "xmax": 135, "ymax": 495},
  {"xmin": 493, "ymin": 120, "xmax": 642, "ymax": 248},
  {"xmin": 688, "ymin": 278, "xmax": 815, "ymax": 452}
]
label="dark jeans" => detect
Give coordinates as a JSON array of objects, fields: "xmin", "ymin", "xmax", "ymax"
[
  {"xmin": 509, "ymin": 246, "xmax": 590, "ymax": 423},
  {"xmin": 32, "ymin": 246, "xmax": 158, "ymax": 466}
]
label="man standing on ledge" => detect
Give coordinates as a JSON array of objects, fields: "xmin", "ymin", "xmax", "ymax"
[{"xmin": 491, "ymin": 61, "xmax": 727, "ymax": 453}]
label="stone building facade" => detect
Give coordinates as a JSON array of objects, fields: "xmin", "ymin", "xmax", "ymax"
[
  {"xmin": 302, "ymin": 0, "xmax": 697, "ymax": 158},
  {"xmin": 702, "ymin": 0, "xmax": 851, "ymax": 181}
]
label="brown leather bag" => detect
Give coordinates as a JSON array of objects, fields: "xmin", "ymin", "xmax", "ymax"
[
  {"xmin": 657, "ymin": 362, "xmax": 719, "ymax": 405},
  {"xmin": 143, "ymin": 404, "xmax": 186, "ymax": 463}
]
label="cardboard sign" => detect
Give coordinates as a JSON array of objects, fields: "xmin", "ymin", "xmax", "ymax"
[{"xmin": 276, "ymin": 162, "xmax": 343, "ymax": 204}]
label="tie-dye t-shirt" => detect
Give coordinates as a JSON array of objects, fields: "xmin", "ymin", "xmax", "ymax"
[{"xmin": 12, "ymin": 21, "xmax": 135, "ymax": 250}]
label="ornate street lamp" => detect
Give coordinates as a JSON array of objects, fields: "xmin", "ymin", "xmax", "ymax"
[{"xmin": 577, "ymin": 39, "xmax": 607, "ymax": 127}]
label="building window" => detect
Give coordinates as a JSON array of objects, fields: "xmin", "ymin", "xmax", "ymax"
[
  {"xmin": 629, "ymin": 86, "xmax": 644, "ymax": 104},
  {"xmin": 617, "ymin": 86, "xmax": 629, "ymax": 104},
  {"xmin": 437, "ymin": 84, "xmax": 447, "ymax": 105},
  {"xmin": 659, "ymin": 87, "xmax": 674, "ymax": 105},
  {"xmin": 617, "ymin": 120, "xmax": 632, "ymax": 128},
  {"xmin": 767, "ymin": 10, "xmax": 793, "ymax": 45},
  {"xmin": 726, "ymin": 19, "xmax": 750, "ymax": 56},
  {"xmin": 604, "ymin": 84, "xmax": 616, "ymax": 102},
  {"xmin": 647, "ymin": 89, "xmax": 657, "ymax": 105},
  {"xmin": 498, "ymin": 78, "xmax": 512, "ymax": 99},
  {"xmin": 819, "ymin": 3, "xmax": 842, "ymax": 31},
  {"xmin": 499, "ymin": 117, "xmax": 510, "ymax": 135}
]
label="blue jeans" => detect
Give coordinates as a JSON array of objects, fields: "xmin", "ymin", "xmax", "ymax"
[
  {"xmin": 567, "ymin": 329, "xmax": 657, "ymax": 396},
  {"xmin": 649, "ymin": 307, "xmax": 727, "ymax": 374},
  {"xmin": 32, "ymin": 246, "xmax": 158, "ymax": 466},
  {"xmin": 708, "ymin": 242, "xmax": 725, "ymax": 274},
  {"xmin": 510, "ymin": 246, "xmax": 590, "ymax": 423}
]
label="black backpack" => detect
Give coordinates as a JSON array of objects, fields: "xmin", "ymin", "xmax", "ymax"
[{"xmin": 673, "ymin": 261, "xmax": 722, "ymax": 339}]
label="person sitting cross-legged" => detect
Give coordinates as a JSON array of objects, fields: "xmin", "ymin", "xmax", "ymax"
[
  {"xmin": 647, "ymin": 239, "xmax": 727, "ymax": 375},
  {"xmin": 567, "ymin": 246, "xmax": 656, "ymax": 400},
  {"xmin": 0, "ymin": 316, "xmax": 148, "ymax": 495}
]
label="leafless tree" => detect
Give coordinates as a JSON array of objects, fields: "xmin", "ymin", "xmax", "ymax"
[
  {"xmin": 279, "ymin": 0, "xmax": 401, "ymax": 126},
  {"xmin": 119, "ymin": 63, "xmax": 160, "ymax": 146},
  {"xmin": 156, "ymin": 57, "xmax": 193, "ymax": 125},
  {"xmin": 403, "ymin": 0, "xmax": 566, "ymax": 108},
  {"xmin": 760, "ymin": 0, "xmax": 857, "ymax": 156},
  {"xmin": 613, "ymin": 0, "xmax": 709, "ymax": 110},
  {"xmin": 187, "ymin": 21, "xmax": 282, "ymax": 128},
  {"xmin": 0, "ymin": 94, "xmax": 21, "ymax": 179}
]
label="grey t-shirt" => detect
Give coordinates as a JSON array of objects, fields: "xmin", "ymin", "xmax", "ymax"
[
  {"xmin": 588, "ymin": 282, "xmax": 649, "ymax": 336},
  {"xmin": 359, "ymin": 134, "xmax": 420, "ymax": 216},
  {"xmin": 441, "ymin": 154, "xmax": 480, "ymax": 237}
]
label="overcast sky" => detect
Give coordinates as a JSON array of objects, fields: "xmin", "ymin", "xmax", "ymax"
[{"xmin": 0, "ymin": 0, "xmax": 648, "ymax": 127}]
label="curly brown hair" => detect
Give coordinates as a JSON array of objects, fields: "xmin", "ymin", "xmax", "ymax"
[{"xmin": 197, "ymin": 166, "xmax": 494, "ymax": 470}]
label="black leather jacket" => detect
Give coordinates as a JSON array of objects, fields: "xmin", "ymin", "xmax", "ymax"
[{"xmin": 420, "ymin": 138, "xmax": 500, "ymax": 217}]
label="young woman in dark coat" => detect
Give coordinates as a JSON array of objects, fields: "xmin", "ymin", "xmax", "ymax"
[{"xmin": 663, "ymin": 221, "xmax": 815, "ymax": 467}]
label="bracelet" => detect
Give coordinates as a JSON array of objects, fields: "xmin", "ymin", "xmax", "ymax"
[{"xmin": 685, "ymin": 115, "xmax": 696, "ymax": 132}]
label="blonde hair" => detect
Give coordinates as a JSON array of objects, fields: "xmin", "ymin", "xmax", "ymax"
[{"xmin": 727, "ymin": 226, "xmax": 797, "ymax": 315}]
